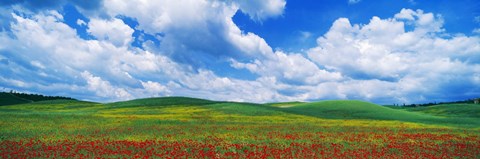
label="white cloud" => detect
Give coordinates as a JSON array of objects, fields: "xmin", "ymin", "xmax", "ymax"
[
  {"xmin": 394, "ymin": 8, "xmax": 416, "ymax": 21},
  {"xmin": 225, "ymin": 18, "xmax": 275, "ymax": 58},
  {"xmin": 474, "ymin": 28, "xmax": 480, "ymax": 34},
  {"xmin": 231, "ymin": 51, "xmax": 343, "ymax": 85},
  {"xmin": 0, "ymin": 77, "xmax": 30, "ymax": 88},
  {"xmin": 1, "ymin": 11, "xmax": 167, "ymax": 101},
  {"xmin": 81, "ymin": 71, "xmax": 132, "ymax": 99},
  {"xmin": 394, "ymin": 9, "xmax": 444, "ymax": 34},
  {"xmin": 1, "ymin": 4, "xmax": 479, "ymax": 104},
  {"xmin": 76, "ymin": 19, "xmax": 86, "ymax": 26},
  {"xmin": 30, "ymin": 61, "xmax": 45, "ymax": 69},
  {"xmin": 87, "ymin": 18, "xmax": 134, "ymax": 47},
  {"xmin": 141, "ymin": 81, "xmax": 170, "ymax": 96},
  {"xmin": 232, "ymin": 0, "xmax": 286, "ymax": 21},
  {"xmin": 102, "ymin": 0, "xmax": 284, "ymax": 62},
  {"xmin": 0, "ymin": 7, "xmax": 294, "ymax": 103},
  {"xmin": 307, "ymin": 9, "xmax": 480, "ymax": 102}
]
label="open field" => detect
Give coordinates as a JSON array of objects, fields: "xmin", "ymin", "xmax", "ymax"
[{"xmin": 0, "ymin": 97, "xmax": 479, "ymax": 158}]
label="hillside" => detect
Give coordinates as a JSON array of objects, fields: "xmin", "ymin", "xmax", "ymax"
[
  {"xmin": 394, "ymin": 103, "xmax": 480, "ymax": 118},
  {"xmin": 2, "ymin": 95, "xmax": 479, "ymax": 127},
  {"xmin": 265, "ymin": 101, "xmax": 305, "ymax": 107},
  {"xmin": 279, "ymin": 100, "xmax": 480, "ymax": 127},
  {"xmin": 0, "ymin": 92, "xmax": 31, "ymax": 106},
  {"xmin": 98, "ymin": 98, "xmax": 480, "ymax": 127},
  {"xmin": 1, "ymin": 95, "xmax": 480, "ymax": 158},
  {"xmin": 0, "ymin": 92, "xmax": 74, "ymax": 106},
  {"xmin": 105, "ymin": 96, "xmax": 219, "ymax": 108}
]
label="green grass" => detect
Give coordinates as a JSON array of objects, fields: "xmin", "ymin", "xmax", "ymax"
[
  {"xmin": 1, "ymin": 96, "xmax": 479, "ymax": 158},
  {"xmin": 0, "ymin": 99, "xmax": 100, "ymax": 115},
  {"xmin": 265, "ymin": 101, "xmax": 305, "ymax": 107},
  {"xmin": 0, "ymin": 92, "xmax": 31, "ymax": 106},
  {"xmin": 1, "ymin": 97, "xmax": 480, "ymax": 129},
  {"xmin": 105, "ymin": 96, "xmax": 219, "ymax": 108},
  {"xmin": 204, "ymin": 102, "xmax": 286, "ymax": 116},
  {"xmin": 391, "ymin": 103, "xmax": 480, "ymax": 118},
  {"xmin": 280, "ymin": 100, "xmax": 480, "ymax": 127}
]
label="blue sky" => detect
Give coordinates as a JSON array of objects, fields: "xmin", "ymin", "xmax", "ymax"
[{"xmin": 0, "ymin": 0, "xmax": 479, "ymax": 104}]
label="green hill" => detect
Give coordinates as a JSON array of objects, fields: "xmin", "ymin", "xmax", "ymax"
[
  {"xmin": 280, "ymin": 100, "xmax": 427, "ymax": 120},
  {"xmin": 2, "ymin": 93, "xmax": 479, "ymax": 127},
  {"xmin": 0, "ymin": 99, "xmax": 98, "ymax": 112},
  {"xmin": 105, "ymin": 96, "xmax": 220, "ymax": 108},
  {"xmin": 204, "ymin": 102, "xmax": 286, "ymax": 116},
  {"xmin": 71, "ymin": 98, "xmax": 480, "ymax": 127},
  {"xmin": 0, "ymin": 92, "xmax": 32, "ymax": 106},
  {"xmin": 0, "ymin": 92, "xmax": 75, "ymax": 106},
  {"xmin": 280, "ymin": 100, "xmax": 480, "ymax": 127},
  {"xmin": 395, "ymin": 103, "xmax": 480, "ymax": 118},
  {"xmin": 265, "ymin": 101, "xmax": 305, "ymax": 107}
]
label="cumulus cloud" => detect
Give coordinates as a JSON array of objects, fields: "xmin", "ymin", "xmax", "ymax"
[
  {"xmin": 141, "ymin": 81, "xmax": 169, "ymax": 96},
  {"xmin": 307, "ymin": 8, "xmax": 480, "ymax": 102},
  {"xmin": 232, "ymin": 0, "xmax": 286, "ymax": 21},
  {"xmin": 101, "ymin": 0, "xmax": 287, "ymax": 63},
  {"xmin": 81, "ymin": 71, "xmax": 132, "ymax": 99},
  {"xmin": 0, "ymin": 1, "xmax": 479, "ymax": 104},
  {"xmin": 76, "ymin": 19, "xmax": 86, "ymax": 26},
  {"xmin": 0, "ymin": 4, "xmax": 293, "ymax": 102},
  {"xmin": 231, "ymin": 51, "xmax": 343, "ymax": 85},
  {"xmin": 87, "ymin": 18, "xmax": 134, "ymax": 47}
]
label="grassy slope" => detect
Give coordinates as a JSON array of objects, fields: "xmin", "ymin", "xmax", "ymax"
[
  {"xmin": 1, "ymin": 97, "xmax": 479, "ymax": 127},
  {"xmin": 1, "ymin": 97, "xmax": 479, "ymax": 143},
  {"xmin": 280, "ymin": 100, "xmax": 480, "ymax": 127},
  {"xmin": 105, "ymin": 97, "xmax": 219, "ymax": 108},
  {"xmin": 0, "ymin": 99, "xmax": 99, "ymax": 113},
  {"xmin": 103, "ymin": 98, "xmax": 480, "ymax": 127},
  {"xmin": 265, "ymin": 101, "xmax": 305, "ymax": 107},
  {"xmin": 392, "ymin": 103, "xmax": 480, "ymax": 118},
  {"xmin": 0, "ymin": 93, "xmax": 31, "ymax": 106}
]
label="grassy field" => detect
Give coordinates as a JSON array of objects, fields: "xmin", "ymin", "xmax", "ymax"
[
  {"xmin": 0, "ymin": 92, "xmax": 32, "ymax": 106},
  {"xmin": 0, "ymin": 97, "xmax": 479, "ymax": 158},
  {"xmin": 389, "ymin": 103, "xmax": 480, "ymax": 118}
]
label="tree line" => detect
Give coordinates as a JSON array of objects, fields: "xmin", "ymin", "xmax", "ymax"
[
  {"xmin": 393, "ymin": 98, "xmax": 478, "ymax": 107},
  {"xmin": 3, "ymin": 90, "xmax": 75, "ymax": 101}
]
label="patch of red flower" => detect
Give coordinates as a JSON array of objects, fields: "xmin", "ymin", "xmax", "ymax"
[{"xmin": 1, "ymin": 132, "xmax": 479, "ymax": 159}]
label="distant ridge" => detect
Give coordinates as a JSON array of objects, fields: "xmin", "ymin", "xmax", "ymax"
[
  {"xmin": 282, "ymin": 100, "xmax": 428, "ymax": 120},
  {"xmin": 106, "ymin": 96, "xmax": 220, "ymax": 108},
  {"xmin": 280, "ymin": 100, "xmax": 480, "ymax": 126},
  {"xmin": 1, "ymin": 93, "xmax": 479, "ymax": 127},
  {"xmin": 0, "ymin": 91, "xmax": 75, "ymax": 106}
]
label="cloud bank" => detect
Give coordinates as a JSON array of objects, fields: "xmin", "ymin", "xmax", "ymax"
[{"xmin": 0, "ymin": 1, "xmax": 479, "ymax": 104}]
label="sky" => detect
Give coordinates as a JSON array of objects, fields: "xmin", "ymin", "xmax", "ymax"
[{"xmin": 0, "ymin": 0, "xmax": 479, "ymax": 104}]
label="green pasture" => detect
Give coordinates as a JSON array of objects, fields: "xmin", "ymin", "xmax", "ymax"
[{"xmin": 0, "ymin": 97, "xmax": 479, "ymax": 142}]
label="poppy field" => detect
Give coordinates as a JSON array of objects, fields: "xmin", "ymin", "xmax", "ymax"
[{"xmin": 0, "ymin": 97, "xmax": 479, "ymax": 158}]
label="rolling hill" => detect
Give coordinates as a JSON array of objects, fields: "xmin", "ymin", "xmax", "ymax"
[
  {"xmin": 277, "ymin": 100, "xmax": 480, "ymax": 127},
  {"xmin": 0, "ymin": 92, "xmax": 31, "ymax": 106},
  {"xmin": 105, "ymin": 96, "xmax": 219, "ymax": 108},
  {"xmin": 1, "ymin": 95, "xmax": 479, "ymax": 158},
  {"xmin": 393, "ymin": 103, "xmax": 480, "ymax": 118},
  {"xmin": 0, "ymin": 92, "xmax": 75, "ymax": 106},
  {"xmin": 1, "ymin": 95, "xmax": 479, "ymax": 127}
]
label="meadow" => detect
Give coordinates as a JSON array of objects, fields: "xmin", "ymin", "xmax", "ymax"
[{"xmin": 0, "ymin": 95, "xmax": 479, "ymax": 158}]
